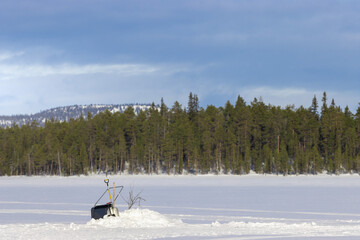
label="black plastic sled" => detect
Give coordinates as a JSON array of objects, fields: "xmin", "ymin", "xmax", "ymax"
[{"xmin": 91, "ymin": 203, "xmax": 113, "ymax": 220}]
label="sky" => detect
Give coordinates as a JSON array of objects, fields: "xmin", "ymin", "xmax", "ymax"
[{"xmin": 0, "ymin": 0, "xmax": 359, "ymax": 115}]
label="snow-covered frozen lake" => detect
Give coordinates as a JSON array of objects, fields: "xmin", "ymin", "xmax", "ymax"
[{"xmin": 1, "ymin": 174, "xmax": 360, "ymax": 239}]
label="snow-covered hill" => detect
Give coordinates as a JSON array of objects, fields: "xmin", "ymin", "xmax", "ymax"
[{"xmin": 0, "ymin": 104, "xmax": 157, "ymax": 128}]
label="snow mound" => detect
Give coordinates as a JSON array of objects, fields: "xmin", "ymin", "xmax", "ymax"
[{"xmin": 87, "ymin": 208, "xmax": 182, "ymax": 228}]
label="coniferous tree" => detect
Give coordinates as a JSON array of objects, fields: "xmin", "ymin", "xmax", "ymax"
[{"xmin": 279, "ymin": 140, "xmax": 289, "ymax": 175}]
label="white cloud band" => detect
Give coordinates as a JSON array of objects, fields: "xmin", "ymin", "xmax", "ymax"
[{"xmin": 0, "ymin": 63, "xmax": 160, "ymax": 80}]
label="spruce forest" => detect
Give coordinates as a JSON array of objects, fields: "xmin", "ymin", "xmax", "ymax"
[{"xmin": 1, "ymin": 92, "xmax": 360, "ymax": 176}]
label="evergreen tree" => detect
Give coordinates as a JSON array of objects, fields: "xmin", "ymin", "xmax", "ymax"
[{"xmin": 279, "ymin": 140, "xmax": 289, "ymax": 175}]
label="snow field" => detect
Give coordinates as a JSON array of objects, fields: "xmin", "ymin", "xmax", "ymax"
[{"xmin": 1, "ymin": 174, "xmax": 360, "ymax": 239}]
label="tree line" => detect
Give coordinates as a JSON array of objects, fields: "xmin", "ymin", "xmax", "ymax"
[{"xmin": 1, "ymin": 92, "xmax": 360, "ymax": 176}]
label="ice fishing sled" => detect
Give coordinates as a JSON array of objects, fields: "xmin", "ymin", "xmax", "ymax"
[{"xmin": 91, "ymin": 179, "xmax": 123, "ymax": 220}]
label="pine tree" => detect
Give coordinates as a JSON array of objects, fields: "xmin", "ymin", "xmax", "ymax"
[
  {"xmin": 279, "ymin": 141, "xmax": 289, "ymax": 175},
  {"xmin": 334, "ymin": 146, "xmax": 342, "ymax": 174},
  {"xmin": 310, "ymin": 94, "xmax": 319, "ymax": 117},
  {"xmin": 263, "ymin": 144, "xmax": 273, "ymax": 174}
]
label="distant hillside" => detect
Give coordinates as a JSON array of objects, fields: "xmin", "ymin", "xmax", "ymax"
[{"xmin": 0, "ymin": 104, "xmax": 156, "ymax": 128}]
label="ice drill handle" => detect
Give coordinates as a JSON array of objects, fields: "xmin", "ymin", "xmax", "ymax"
[{"xmin": 104, "ymin": 179, "xmax": 112, "ymax": 201}]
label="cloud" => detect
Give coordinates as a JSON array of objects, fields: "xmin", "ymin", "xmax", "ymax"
[
  {"xmin": 0, "ymin": 46, "xmax": 196, "ymax": 81},
  {"xmin": 0, "ymin": 54, "xmax": 203, "ymax": 115},
  {"xmin": 237, "ymin": 86, "xmax": 358, "ymax": 112},
  {"xmin": 0, "ymin": 63, "xmax": 161, "ymax": 80},
  {"xmin": 196, "ymin": 84, "xmax": 359, "ymax": 113},
  {"xmin": 0, "ymin": 51, "xmax": 24, "ymax": 62},
  {"xmin": 241, "ymin": 86, "xmax": 316, "ymax": 99}
]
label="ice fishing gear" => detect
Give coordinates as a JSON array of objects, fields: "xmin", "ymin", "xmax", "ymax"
[
  {"xmin": 91, "ymin": 179, "xmax": 124, "ymax": 220},
  {"xmin": 104, "ymin": 179, "xmax": 112, "ymax": 202}
]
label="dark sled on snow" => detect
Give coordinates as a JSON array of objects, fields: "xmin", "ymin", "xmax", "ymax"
[
  {"xmin": 91, "ymin": 203, "xmax": 114, "ymax": 220},
  {"xmin": 91, "ymin": 179, "xmax": 124, "ymax": 220}
]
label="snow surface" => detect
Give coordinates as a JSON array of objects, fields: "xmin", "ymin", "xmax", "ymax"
[{"xmin": 1, "ymin": 174, "xmax": 360, "ymax": 239}]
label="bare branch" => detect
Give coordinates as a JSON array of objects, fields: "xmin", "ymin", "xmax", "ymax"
[{"xmin": 121, "ymin": 186, "xmax": 146, "ymax": 209}]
